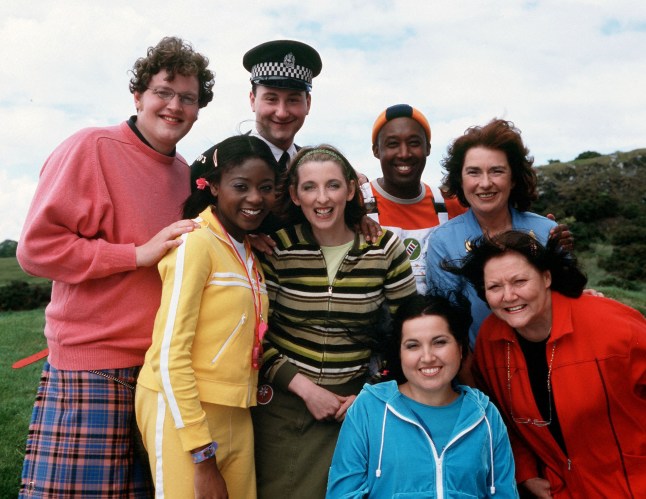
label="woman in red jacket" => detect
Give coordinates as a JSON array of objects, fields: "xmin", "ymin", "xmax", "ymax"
[{"xmin": 450, "ymin": 230, "xmax": 645, "ymax": 498}]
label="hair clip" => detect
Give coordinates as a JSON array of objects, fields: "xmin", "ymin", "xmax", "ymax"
[
  {"xmin": 528, "ymin": 230, "xmax": 538, "ymax": 256},
  {"xmin": 196, "ymin": 178, "xmax": 210, "ymax": 190}
]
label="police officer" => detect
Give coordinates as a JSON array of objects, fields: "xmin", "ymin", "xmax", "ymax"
[{"xmin": 244, "ymin": 39, "xmax": 322, "ymax": 173}]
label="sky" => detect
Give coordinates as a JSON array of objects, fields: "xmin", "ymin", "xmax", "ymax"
[{"xmin": 1, "ymin": 0, "xmax": 645, "ymax": 241}]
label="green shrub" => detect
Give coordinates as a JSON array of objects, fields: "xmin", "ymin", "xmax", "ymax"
[
  {"xmin": 0, "ymin": 240, "xmax": 17, "ymax": 257},
  {"xmin": 0, "ymin": 281, "xmax": 51, "ymax": 312},
  {"xmin": 597, "ymin": 276, "xmax": 639, "ymax": 291},
  {"xmin": 599, "ymin": 244, "xmax": 646, "ymax": 281},
  {"xmin": 569, "ymin": 191, "xmax": 618, "ymax": 222},
  {"xmin": 610, "ymin": 224, "xmax": 646, "ymax": 245},
  {"xmin": 569, "ymin": 222, "xmax": 603, "ymax": 251},
  {"xmin": 574, "ymin": 151, "xmax": 602, "ymax": 160}
]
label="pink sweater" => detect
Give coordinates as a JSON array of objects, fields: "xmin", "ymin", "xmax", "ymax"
[{"xmin": 17, "ymin": 121, "xmax": 190, "ymax": 370}]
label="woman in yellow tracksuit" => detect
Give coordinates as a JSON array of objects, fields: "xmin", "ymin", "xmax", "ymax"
[{"xmin": 136, "ymin": 135, "xmax": 278, "ymax": 498}]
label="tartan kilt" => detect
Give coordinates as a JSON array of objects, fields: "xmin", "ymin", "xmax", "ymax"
[{"xmin": 19, "ymin": 362, "xmax": 153, "ymax": 498}]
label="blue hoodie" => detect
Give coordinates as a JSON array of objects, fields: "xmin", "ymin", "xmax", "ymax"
[{"xmin": 327, "ymin": 381, "xmax": 518, "ymax": 498}]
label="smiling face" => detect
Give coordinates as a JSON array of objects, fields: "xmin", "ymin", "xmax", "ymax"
[
  {"xmin": 461, "ymin": 146, "xmax": 514, "ymax": 221},
  {"xmin": 250, "ymin": 85, "xmax": 311, "ymax": 151},
  {"xmin": 484, "ymin": 251, "xmax": 553, "ymax": 340},
  {"xmin": 289, "ymin": 160, "xmax": 356, "ymax": 246},
  {"xmin": 399, "ymin": 314, "xmax": 462, "ymax": 406},
  {"xmin": 373, "ymin": 117, "xmax": 430, "ymax": 198},
  {"xmin": 133, "ymin": 69, "xmax": 200, "ymax": 154},
  {"xmin": 210, "ymin": 158, "xmax": 276, "ymax": 242}
]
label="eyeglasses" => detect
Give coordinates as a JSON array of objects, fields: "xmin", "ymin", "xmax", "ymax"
[
  {"xmin": 148, "ymin": 87, "xmax": 199, "ymax": 106},
  {"xmin": 506, "ymin": 340, "xmax": 556, "ymax": 427}
]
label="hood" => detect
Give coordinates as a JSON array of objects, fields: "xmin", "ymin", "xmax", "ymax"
[{"xmin": 365, "ymin": 380, "xmax": 491, "ymax": 413}]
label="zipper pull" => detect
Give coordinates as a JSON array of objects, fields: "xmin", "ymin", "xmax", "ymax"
[
  {"xmin": 328, "ymin": 286, "xmax": 333, "ymax": 296},
  {"xmin": 567, "ymin": 458, "xmax": 572, "ymax": 471}
]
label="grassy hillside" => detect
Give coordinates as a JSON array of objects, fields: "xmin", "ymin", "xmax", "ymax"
[
  {"xmin": 577, "ymin": 244, "xmax": 645, "ymax": 314},
  {"xmin": 0, "ymin": 309, "xmax": 46, "ymax": 496},
  {"xmin": 534, "ymin": 148, "xmax": 646, "ymax": 242},
  {"xmin": 533, "ymin": 148, "xmax": 646, "ymax": 292},
  {"xmin": 0, "ymin": 258, "xmax": 49, "ymax": 285}
]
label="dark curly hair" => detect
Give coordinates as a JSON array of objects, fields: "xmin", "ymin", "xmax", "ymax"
[
  {"xmin": 443, "ymin": 230, "xmax": 587, "ymax": 304},
  {"xmin": 183, "ymin": 135, "xmax": 277, "ymax": 218},
  {"xmin": 275, "ymin": 144, "xmax": 366, "ymax": 228},
  {"xmin": 129, "ymin": 36, "xmax": 215, "ymax": 108},
  {"xmin": 442, "ymin": 119, "xmax": 538, "ymax": 211},
  {"xmin": 384, "ymin": 292, "xmax": 472, "ymax": 385}
]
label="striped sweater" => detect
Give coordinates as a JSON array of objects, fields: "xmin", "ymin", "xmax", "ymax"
[{"xmin": 260, "ymin": 224, "xmax": 417, "ymax": 388}]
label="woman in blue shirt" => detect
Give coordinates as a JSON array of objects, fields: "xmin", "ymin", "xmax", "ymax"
[{"xmin": 425, "ymin": 119, "xmax": 563, "ymax": 350}]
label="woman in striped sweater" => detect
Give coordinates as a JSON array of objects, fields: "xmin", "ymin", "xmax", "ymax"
[{"xmin": 252, "ymin": 144, "xmax": 417, "ymax": 498}]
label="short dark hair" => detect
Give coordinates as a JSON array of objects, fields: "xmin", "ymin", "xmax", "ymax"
[
  {"xmin": 129, "ymin": 36, "xmax": 215, "ymax": 108},
  {"xmin": 444, "ymin": 230, "xmax": 588, "ymax": 303},
  {"xmin": 442, "ymin": 119, "xmax": 537, "ymax": 211},
  {"xmin": 276, "ymin": 144, "xmax": 366, "ymax": 228},
  {"xmin": 183, "ymin": 135, "xmax": 277, "ymax": 218},
  {"xmin": 385, "ymin": 292, "xmax": 471, "ymax": 385}
]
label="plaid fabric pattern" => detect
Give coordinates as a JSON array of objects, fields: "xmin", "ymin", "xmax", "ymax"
[
  {"xmin": 251, "ymin": 62, "xmax": 313, "ymax": 84},
  {"xmin": 19, "ymin": 362, "xmax": 153, "ymax": 498}
]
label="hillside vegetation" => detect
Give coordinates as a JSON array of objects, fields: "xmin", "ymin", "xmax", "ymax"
[{"xmin": 533, "ymin": 148, "xmax": 646, "ymax": 289}]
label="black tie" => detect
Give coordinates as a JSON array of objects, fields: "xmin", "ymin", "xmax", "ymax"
[{"xmin": 278, "ymin": 151, "xmax": 290, "ymax": 174}]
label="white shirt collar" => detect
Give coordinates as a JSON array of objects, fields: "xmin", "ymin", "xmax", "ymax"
[{"xmin": 250, "ymin": 129, "xmax": 297, "ymax": 162}]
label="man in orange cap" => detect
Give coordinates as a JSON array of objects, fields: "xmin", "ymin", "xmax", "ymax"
[{"xmin": 368, "ymin": 104, "xmax": 466, "ymax": 293}]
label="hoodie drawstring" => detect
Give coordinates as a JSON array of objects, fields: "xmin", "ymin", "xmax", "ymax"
[
  {"xmin": 374, "ymin": 388, "xmax": 498, "ymax": 494},
  {"xmin": 484, "ymin": 413, "xmax": 496, "ymax": 494},
  {"xmin": 376, "ymin": 404, "xmax": 388, "ymax": 478}
]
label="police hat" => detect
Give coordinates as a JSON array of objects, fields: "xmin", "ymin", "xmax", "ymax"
[{"xmin": 243, "ymin": 40, "xmax": 322, "ymax": 92}]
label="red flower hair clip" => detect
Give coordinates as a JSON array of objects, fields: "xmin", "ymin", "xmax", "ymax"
[{"xmin": 196, "ymin": 178, "xmax": 210, "ymax": 190}]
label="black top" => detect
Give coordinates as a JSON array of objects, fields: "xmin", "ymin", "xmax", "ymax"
[{"xmin": 516, "ymin": 333, "xmax": 567, "ymax": 454}]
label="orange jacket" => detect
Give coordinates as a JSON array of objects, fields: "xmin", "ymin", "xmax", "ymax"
[{"xmin": 474, "ymin": 292, "xmax": 646, "ymax": 498}]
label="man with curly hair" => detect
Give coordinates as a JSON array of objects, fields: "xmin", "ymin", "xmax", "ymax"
[{"xmin": 16, "ymin": 36, "xmax": 215, "ymax": 498}]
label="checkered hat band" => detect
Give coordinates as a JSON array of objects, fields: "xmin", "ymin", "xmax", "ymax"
[{"xmin": 251, "ymin": 62, "xmax": 313, "ymax": 84}]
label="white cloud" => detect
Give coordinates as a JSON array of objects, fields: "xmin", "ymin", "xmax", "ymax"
[
  {"xmin": 0, "ymin": 170, "xmax": 37, "ymax": 241},
  {"xmin": 1, "ymin": 0, "xmax": 645, "ymax": 240}
]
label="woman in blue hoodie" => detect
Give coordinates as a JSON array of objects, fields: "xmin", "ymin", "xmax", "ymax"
[{"xmin": 327, "ymin": 294, "xmax": 518, "ymax": 498}]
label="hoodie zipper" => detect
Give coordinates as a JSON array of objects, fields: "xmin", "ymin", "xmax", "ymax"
[
  {"xmin": 387, "ymin": 406, "xmax": 444, "ymax": 496},
  {"xmin": 387, "ymin": 404, "xmax": 486, "ymax": 499},
  {"xmin": 438, "ymin": 414, "xmax": 487, "ymax": 497}
]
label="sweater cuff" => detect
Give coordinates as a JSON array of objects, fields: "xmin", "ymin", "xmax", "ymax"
[{"xmin": 272, "ymin": 362, "xmax": 300, "ymax": 391}]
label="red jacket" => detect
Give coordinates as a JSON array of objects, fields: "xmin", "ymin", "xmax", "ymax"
[{"xmin": 474, "ymin": 292, "xmax": 646, "ymax": 498}]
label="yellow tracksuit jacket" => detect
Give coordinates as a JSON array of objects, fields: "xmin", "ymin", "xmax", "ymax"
[{"xmin": 138, "ymin": 207, "xmax": 268, "ymax": 451}]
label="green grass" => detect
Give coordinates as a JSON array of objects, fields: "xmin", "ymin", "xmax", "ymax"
[
  {"xmin": 0, "ymin": 308, "xmax": 46, "ymax": 497},
  {"xmin": 579, "ymin": 243, "xmax": 646, "ymax": 314},
  {"xmin": 0, "ymin": 257, "xmax": 50, "ymax": 285}
]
